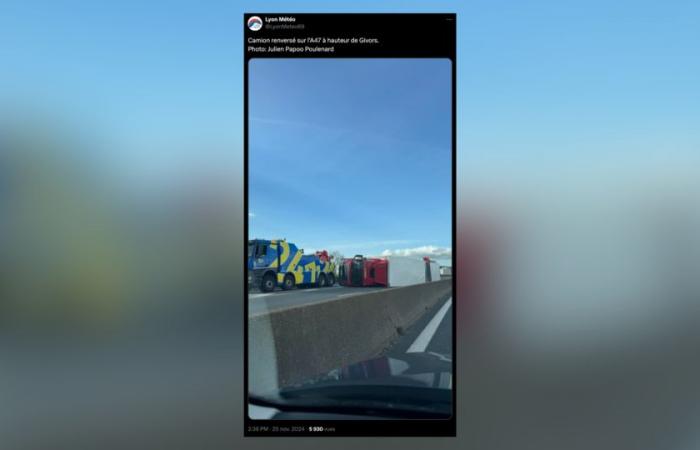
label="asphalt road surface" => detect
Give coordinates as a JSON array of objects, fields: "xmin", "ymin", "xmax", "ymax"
[
  {"xmin": 248, "ymin": 285, "xmax": 388, "ymax": 316},
  {"xmin": 384, "ymin": 294, "xmax": 453, "ymax": 359}
]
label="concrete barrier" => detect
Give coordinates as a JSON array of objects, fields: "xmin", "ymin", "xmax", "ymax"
[{"xmin": 249, "ymin": 279, "xmax": 452, "ymax": 390}]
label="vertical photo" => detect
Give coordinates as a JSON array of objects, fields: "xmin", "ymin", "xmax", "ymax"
[{"xmin": 247, "ymin": 57, "xmax": 453, "ymax": 425}]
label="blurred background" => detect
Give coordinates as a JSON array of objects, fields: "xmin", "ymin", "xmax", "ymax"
[{"xmin": 2, "ymin": 1, "xmax": 700, "ymax": 449}]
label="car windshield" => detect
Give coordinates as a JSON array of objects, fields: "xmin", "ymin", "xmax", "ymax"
[{"xmin": 249, "ymin": 287, "xmax": 454, "ymax": 413}]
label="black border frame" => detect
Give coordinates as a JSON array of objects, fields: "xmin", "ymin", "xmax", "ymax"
[{"xmin": 243, "ymin": 13, "xmax": 456, "ymax": 437}]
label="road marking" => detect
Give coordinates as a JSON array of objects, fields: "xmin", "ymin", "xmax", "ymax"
[
  {"xmin": 406, "ymin": 297, "xmax": 452, "ymax": 353},
  {"xmin": 249, "ymin": 286, "xmax": 340, "ymax": 299},
  {"xmin": 335, "ymin": 288, "xmax": 380, "ymax": 298}
]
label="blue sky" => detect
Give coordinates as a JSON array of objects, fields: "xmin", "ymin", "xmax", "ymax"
[
  {"xmin": 248, "ymin": 59, "xmax": 452, "ymax": 259},
  {"xmin": 2, "ymin": 0, "xmax": 699, "ymax": 263}
]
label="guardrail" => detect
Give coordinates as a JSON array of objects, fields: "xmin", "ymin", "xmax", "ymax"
[{"xmin": 249, "ymin": 279, "xmax": 452, "ymax": 391}]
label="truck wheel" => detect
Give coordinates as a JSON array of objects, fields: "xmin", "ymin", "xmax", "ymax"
[
  {"xmin": 282, "ymin": 274, "xmax": 295, "ymax": 290},
  {"xmin": 261, "ymin": 273, "xmax": 276, "ymax": 292},
  {"xmin": 327, "ymin": 274, "xmax": 336, "ymax": 286},
  {"xmin": 317, "ymin": 273, "xmax": 327, "ymax": 287}
]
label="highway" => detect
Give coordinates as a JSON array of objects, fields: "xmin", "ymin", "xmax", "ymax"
[
  {"xmin": 248, "ymin": 280, "xmax": 453, "ymax": 392},
  {"xmin": 384, "ymin": 294, "xmax": 453, "ymax": 359},
  {"xmin": 248, "ymin": 285, "xmax": 388, "ymax": 316}
]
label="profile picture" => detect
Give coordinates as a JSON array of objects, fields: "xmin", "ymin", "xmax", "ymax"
[{"xmin": 247, "ymin": 16, "xmax": 263, "ymax": 31}]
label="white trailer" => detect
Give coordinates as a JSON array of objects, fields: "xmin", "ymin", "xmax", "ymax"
[{"xmin": 383, "ymin": 256, "xmax": 441, "ymax": 287}]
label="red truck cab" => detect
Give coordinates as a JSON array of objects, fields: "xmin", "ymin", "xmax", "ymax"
[{"xmin": 338, "ymin": 255, "xmax": 389, "ymax": 287}]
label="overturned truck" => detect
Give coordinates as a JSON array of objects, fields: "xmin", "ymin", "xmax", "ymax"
[{"xmin": 338, "ymin": 255, "xmax": 440, "ymax": 287}]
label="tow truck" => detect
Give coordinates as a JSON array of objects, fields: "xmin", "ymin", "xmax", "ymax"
[{"xmin": 248, "ymin": 238, "xmax": 336, "ymax": 292}]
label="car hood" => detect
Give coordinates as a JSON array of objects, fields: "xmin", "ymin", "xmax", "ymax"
[{"xmin": 282, "ymin": 351, "xmax": 453, "ymax": 392}]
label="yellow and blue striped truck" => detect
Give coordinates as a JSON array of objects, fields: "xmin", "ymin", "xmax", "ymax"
[{"xmin": 248, "ymin": 238, "xmax": 336, "ymax": 292}]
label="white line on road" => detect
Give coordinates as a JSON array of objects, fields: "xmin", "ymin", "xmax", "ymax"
[
  {"xmin": 249, "ymin": 286, "xmax": 342, "ymax": 298},
  {"xmin": 406, "ymin": 297, "xmax": 452, "ymax": 353}
]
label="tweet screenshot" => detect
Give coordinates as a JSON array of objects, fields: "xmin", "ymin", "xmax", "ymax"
[{"xmin": 245, "ymin": 13, "xmax": 455, "ymax": 437}]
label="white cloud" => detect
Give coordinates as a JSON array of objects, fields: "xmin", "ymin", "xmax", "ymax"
[
  {"xmin": 381, "ymin": 245, "xmax": 452, "ymax": 258},
  {"xmin": 248, "ymin": 212, "xmax": 255, "ymax": 218}
]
